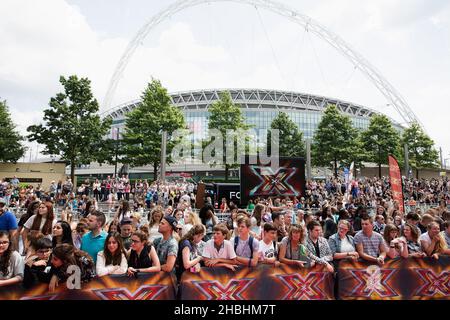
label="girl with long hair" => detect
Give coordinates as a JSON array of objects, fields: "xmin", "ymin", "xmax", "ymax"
[
  {"xmin": 176, "ymin": 224, "xmax": 206, "ymax": 279},
  {"xmin": 199, "ymin": 205, "xmax": 218, "ymax": 242},
  {"xmin": 18, "ymin": 200, "xmax": 40, "ymax": 254},
  {"xmin": 384, "ymin": 224, "xmax": 407, "ymax": 259},
  {"xmin": 114, "ymin": 200, "xmax": 131, "ymax": 223},
  {"xmin": 23, "ymin": 201, "xmax": 56, "ymax": 252},
  {"xmin": 48, "ymin": 243, "xmax": 95, "ymax": 291},
  {"xmin": 401, "ymin": 223, "xmax": 426, "ymax": 258},
  {"xmin": 278, "ymin": 224, "xmax": 313, "ymax": 268},
  {"xmin": 148, "ymin": 207, "xmax": 164, "ymax": 242},
  {"xmin": 96, "ymin": 232, "xmax": 128, "ymax": 276},
  {"xmin": 181, "ymin": 210, "xmax": 201, "ymax": 237},
  {"xmin": 0, "ymin": 231, "xmax": 24, "ymax": 287},
  {"xmin": 52, "ymin": 221, "xmax": 74, "ymax": 248}
]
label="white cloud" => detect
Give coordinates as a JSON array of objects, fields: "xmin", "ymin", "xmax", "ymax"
[{"xmin": 1, "ymin": 0, "xmax": 450, "ymax": 160}]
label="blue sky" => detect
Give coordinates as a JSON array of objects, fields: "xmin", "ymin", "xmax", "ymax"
[{"xmin": 1, "ymin": 0, "xmax": 449, "ymax": 163}]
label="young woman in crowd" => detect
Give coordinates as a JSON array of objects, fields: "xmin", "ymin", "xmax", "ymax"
[
  {"xmin": 278, "ymin": 224, "xmax": 312, "ymax": 267},
  {"xmin": 0, "ymin": 231, "xmax": 24, "ymax": 287},
  {"xmin": 52, "ymin": 221, "xmax": 74, "ymax": 248},
  {"xmin": 148, "ymin": 207, "xmax": 163, "ymax": 242},
  {"xmin": 23, "ymin": 201, "xmax": 56, "ymax": 252},
  {"xmin": 322, "ymin": 205, "xmax": 337, "ymax": 239},
  {"xmin": 181, "ymin": 211, "xmax": 201, "ymax": 237},
  {"xmin": 250, "ymin": 204, "xmax": 264, "ymax": 240},
  {"xmin": 18, "ymin": 200, "xmax": 40, "ymax": 254},
  {"xmin": 176, "ymin": 224, "xmax": 206, "ymax": 279},
  {"xmin": 107, "ymin": 220, "xmax": 121, "ymax": 234},
  {"xmin": 384, "ymin": 224, "xmax": 408, "ymax": 259},
  {"xmin": 73, "ymin": 220, "xmax": 89, "ymax": 249},
  {"xmin": 96, "ymin": 232, "xmax": 128, "ymax": 277},
  {"xmin": 199, "ymin": 205, "xmax": 218, "ymax": 242},
  {"xmin": 127, "ymin": 231, "xmax": 161, "ymax": 277},
  {"xmin": 114, "ymin": 200, "xmax": 131, "ymax": 223},
  {"xmin": 226, "ymin": 207, "xmax": 239, "ymax": 238},
  {"xmin": 48, "ymin": 243, "xmax": 95, "ymax": 291},
  {"xmin": 172, "ymin": 209, "xmax": 184, "ymax": 223},
  {"xmin": 401, "ymin": 223, "xmax": 426, "ymax": 258},
  {"xmin": 328, "ymin": 220, "xmax": 359, "ymax": 268},
  {"xmin": 420, "ymin": 221, "xmax": 449, "ymax": 259}
]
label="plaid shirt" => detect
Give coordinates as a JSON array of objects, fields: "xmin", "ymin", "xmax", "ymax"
[{"xmin": 306, "ymin": 236, "xmax": 333, "ymax": 265}]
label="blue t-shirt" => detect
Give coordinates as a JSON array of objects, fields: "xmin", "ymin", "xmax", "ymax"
[
  {"xmin": 80, "ymin": 231, "xmax": 107, "ymax": 264},
  {"xmin": 0, "ymin": 210, "xmax": 18, "ymax": 232}
]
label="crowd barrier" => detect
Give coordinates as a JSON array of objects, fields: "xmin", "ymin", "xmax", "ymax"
[
  {"xmin": 338, "ymin": 256, "xmax": 450, "ymax": 300},
  {"xmin": 180, "ymin": 264, "xmax": 334, "ymax": 300},
  {"xmin": 1, "ymin": 257, "xmax": 448, "ymax": 300}
]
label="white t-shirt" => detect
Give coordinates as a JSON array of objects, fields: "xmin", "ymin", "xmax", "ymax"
[
  {"xmin": 340, "ymin": 237, "xmax": 355, "ymax": 253},
  {"xmin": 149, "ymin": 224, "xmax": 162, "ymax": 242},
  {"xmin": 258, "ymin": 240, "xmax": 276, "ymax": 261},
  {"xmin": 419, "ymin": 232, "xmax": 432, "ymax": 247},
  {"xmin": 202, "ymin": 239, "xmax": 237, "ymax": 260},
  {"xmin": 24, "ymin": 215, "xmax": 57, "ymax": 239}
]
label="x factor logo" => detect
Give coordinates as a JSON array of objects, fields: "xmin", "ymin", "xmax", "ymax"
[
  {"xmin": 277, "ymin": 273, "xmax": 329, "ymax": 300},
  {"xmin": 92, "ymin": 285, "xmax": 167, "ymax": 300},
  {"xmin": 414, "ymin": 269, "xmax": 449, "ymax": 297},
  {"xmin": 249, "ymin": 166, "xmax": 299, "ymax": 196},
  {"xmin": 348, "ymin": 266, "xmax": 398, "ymax": 298},
  {"xmin": 193, "ymin": 278, "xmax": 255, "ymax": 300}
]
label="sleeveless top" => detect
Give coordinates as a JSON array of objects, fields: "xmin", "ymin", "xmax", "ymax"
[{"xmin": 128, "ymin": 244, "xmax": 153, "ymax": 269}]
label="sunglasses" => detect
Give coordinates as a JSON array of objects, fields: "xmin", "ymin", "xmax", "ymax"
[{"xmin": 0, "ymin": 241, "xmax": 10, "ymax": 245}]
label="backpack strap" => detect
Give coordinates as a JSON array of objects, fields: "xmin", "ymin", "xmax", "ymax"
[
  {"xmin": 249, "ymin": 236, "xmax": 254, "ymax": 258},
  {"xmin": 234, "ymin": 236, "xmax": 239, "ymax": 252}
]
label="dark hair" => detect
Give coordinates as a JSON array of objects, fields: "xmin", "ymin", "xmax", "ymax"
[
  {"xmin": 383, "ymin": 224, "xmax": 399, "ymax": 243},
  {"xmin": 35, "ymin": 237, "xmax": 53, "ymax": 250},
  {"xmin": 271, "ymin": 212, "xmax": 282, "ymax": 222},
  {"xmin": 52, "ymin": 221, "xmax": 73, "ymax": 247},
  {"xmin": 118, "ymin": 200, "xmax": 130, "ymax": 221},
  {"xmin": 402, "ymin": 223, "xmax": 419, "ymax": 242},
  {"xmin": 406, "ymin": 212, "xmax": 420, "ymax": 222},
  {"xmin": 90, "ymin": 210, "xmax": 106, "ymax": 227},
  {"xmin": 52, "ymin": 243, "xmax": 94, "ymax": 280},
  {"xmin": 444, "ymin": 221, "xmax": 450, "ymax": 229},
  {"xmin": 0, "ymin": 231, "xmax": 12, "ymax": 277},
  {"xmin": 252, "ymin": 204, "xmax": 264, "ymax": 227},
  {"xmin": 103, "ymin": 232, "xmax": 126, "ymax": 266},
  {"xmin": 263, "ymin": 222, "xmax": 277, "ymax": 232},
  {"xmin": 131, "ymin": 231, "xmax": 148, "ymax": 243},
  {"xmin": 76, "ymin": 222, "xmax": 88, "ymax": 234},
  {"xmin": 30, "ymin": 201, "xmax": 55, "ymax": 235},
  {"xmin": 361, "ymin": 214, "xmax": 374, "ymax": 224},
  {"xmin": 307, "ymin": 220, "xmax": 321, "ymax": 231},
  {"xmin": 199, "ymin": 205, "xmax": 215, "ymax": 225},
  {"xmin": 20, "ymin": 200, "xmax": 40, "ymax": 226}
]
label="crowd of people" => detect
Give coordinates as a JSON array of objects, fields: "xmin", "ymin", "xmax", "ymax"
[{"xmin": 0, "ymin": 174, "xmax": 449, "ymax": 293}]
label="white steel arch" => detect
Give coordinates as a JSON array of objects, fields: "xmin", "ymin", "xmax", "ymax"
[{"xmin": 102, "ymin": 0, "xmax": 423, "ymax": 129}]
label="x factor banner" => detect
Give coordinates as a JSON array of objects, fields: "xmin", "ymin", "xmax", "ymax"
[
  {"xmin": 388, "ymin": 155, "xmax": 405, "ymax": 214},
  {"xmin": 240, "ymin": 156, "xmax": 306, "ymax": 205},
  {"xmin": 179, "ymin": 264, "xmax": 334, "ymax": 300},
  {"xmin": 0, "ymin": 272, "xmax": 177, "ymax": 300},
  {"xmin": 337, "ymin": 257, "xmax": 450, "ymax": 300}
]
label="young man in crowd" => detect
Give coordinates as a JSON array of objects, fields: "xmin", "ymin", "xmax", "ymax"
[
  {"xmin": 418, "ymin": 214, "xmax": 434, "ymax": 234},
  {"xmin": 272, "ymin": 212, "xmax": 287, "ymax": 243},
  {"xmin": 81, "ymin": 210, "xmax": 107, "ymax": 264},
  {"xmin": 0, "ymin": 198, "xmax": 18, "ymax": 251},
  {"xmin": 232, "ymin": 216, "xmax": 259, "ymax": 267},
  {"xmin": 120, "ymin": 218, "xmax": 133, "ymax": 250},
  {"xmin": 202, "ymin": 224, "xmax": 238, "ymax": 271},
  {"xmin": 153, "ymin": 215, "xmax": 179, "ymax": 273},
  {"xmin": 306, "ymin": 221, "xmax": 334, "ymax": 272},
  {"xmin": 404, "ymin": 212, "xmax": 421, "ymax": 235},
  {"xmin": 258, "ymin": 222, "xmax": 280, "ymax": 266},
  {"xmin": 442, "ymin": 221, "xmax": 450, "ymax": 248},
  {"xmin": 354, "ymin": 215, "xmax": 387, "ymax": 265},
  {"xmin": 373, "ymin": 215, "xmax": 386, "ymax": 234}
]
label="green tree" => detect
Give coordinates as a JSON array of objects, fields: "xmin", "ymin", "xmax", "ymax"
[
  {"xmin": 205, "ymin": 91, "xmax": 251, "ymax": 181},
  {"xmin": 0, "ymin": 100, "xmax": 26, "ymax": 162},
  {"xmin": 268, "ymin": 111, "xmax": 305, "ymax": 157},
  {"xmin": 27, "ymin": 75, "xmax": 112, "ymax": 182},
  {"xmin": 122, "ymin": 78, "xmax": 186, "ymax": 179},
  {"xmin": 361, "ymin": 114, "xmax": 402, "ymax": 178},
  {"xmin": 402, "ymin": 122, "xmax": 439, "ymax": 178},
  {"xmin": 312, "ymin": 104, "xmax": 358, "ymax": 177}
]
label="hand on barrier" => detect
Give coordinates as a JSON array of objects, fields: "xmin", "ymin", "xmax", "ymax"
[
  {"xmin": 377, "ymin": 256, "xmax": 385, "ymax": 265},
  {"xmin": 296, "ymin": 261, "xmax": 305, "ymax": 267},
  {"xmin": 223, "ymin": 264, "xmax": 239, "ymax": 271},
  {"xmin": 325, "ymin": 263, "xmax": 334, "ymax": 273},
  {"xmin": 49, "ymin": 275, "xmax": 59, "ymax": 292}
]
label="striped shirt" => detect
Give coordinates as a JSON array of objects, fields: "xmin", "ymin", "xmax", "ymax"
[{"xmin": 354, "ymin": 230, "xmax": 385, "ymax": 258}]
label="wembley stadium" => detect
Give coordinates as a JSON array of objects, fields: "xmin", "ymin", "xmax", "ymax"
[{"xmin": 70, "ymin": 88, "xmax": 404, "ymax": 180}]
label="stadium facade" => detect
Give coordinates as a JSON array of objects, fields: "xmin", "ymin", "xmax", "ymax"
[{"xmin": 74, "ymin": 88, "xmax": 403, "ymax": 179}]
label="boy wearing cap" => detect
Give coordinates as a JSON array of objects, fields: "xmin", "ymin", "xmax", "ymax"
[{"xmin": 153, "ymin": 216, "xmax": 178, "ymax": 272}]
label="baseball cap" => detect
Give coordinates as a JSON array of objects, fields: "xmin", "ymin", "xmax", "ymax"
[
  {"xmin": 163, "ymin": 215, "xmax": 179, "ymax": 231},
  {"xmin": 0, "ymin": 198, "xmax": 6, "ymax": 206}
]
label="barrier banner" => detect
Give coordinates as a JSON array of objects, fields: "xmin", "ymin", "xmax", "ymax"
[
  {"xmin": 337, "ymin": 257, "xmax": 450, "ymax": 300},
  {"xmin": 179, "ymin": 264, "xmax": 334, "ymax": 300},
  {"xmin": 404, "ymin": 257, "xmax": 450, "ymax": 300},
  {"xmin": 0, "ymin": 272, "xmax": 177, "ymax": 300}
]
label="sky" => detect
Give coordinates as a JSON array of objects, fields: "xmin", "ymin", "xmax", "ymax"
[{"xmin": 1, "ymin": 0, "xmax": 449, "ymax": 165}]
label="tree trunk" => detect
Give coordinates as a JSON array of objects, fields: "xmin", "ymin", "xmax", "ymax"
[
  {"xmin": 70, "ymin": 161, "xmax": 75, "ymax": 186},
  {"xmin": 334, "ymin": 158, "xmax": 338, "ymax": 178},
  {"xmin": 153, "ymin": 163, "xmax": 157, "ymax": 181},
  {"xmin": 225, "ymin": 164, "xmax": 229, "ymax": 182},
  {"xmin": 378, "ymin": 162, "xmax": 382, "ymax": 179},
  {"xmin": 416, "ymin": 168, "xmax": 419, "ymax": 179}
]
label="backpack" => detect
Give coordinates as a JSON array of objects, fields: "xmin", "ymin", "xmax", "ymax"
[{"xmin": 234, "ymin": 236, "xmax": 254, "ymax": 259}]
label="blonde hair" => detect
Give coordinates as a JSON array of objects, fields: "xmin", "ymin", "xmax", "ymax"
[{"xmin": 288, "ymin": 224, "xmax": 306, "ymax": 244}]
